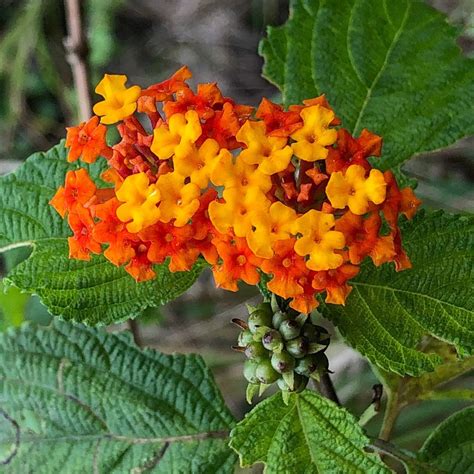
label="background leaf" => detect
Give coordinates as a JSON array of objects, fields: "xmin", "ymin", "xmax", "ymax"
[
  {"xmin": 0, "ymin": 142, "xmax": 204, "ymax": 325},
  {"xmin": 5, "ymin": 240, "xmax": 205, "ymax": 326},
  {"xmin": 320, "ymin": 211, "xmax": 474, "ymax": 376},
  {"xmin": 230, "ymin": 390, "xmax": 389, "ymax": 473},
  {"xmin": 0, "ymin": 320, "xmax": 236, "ymax": 473},
  {"xmin": 260, "ymin": 0, "xmax": 474, "ymax": 172},
  {"xmin": 419, "ymin": 406, "xmax": 474, "ymax": 473}
]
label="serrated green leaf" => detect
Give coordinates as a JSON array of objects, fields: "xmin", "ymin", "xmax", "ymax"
[
  {"xmin": 260, "ymin": 0, "xmax": 474, "ymax": 171},
  {"xmin": 419, "ymin": 407, "xmax": 474, "ymax": 473},
  {"xmin": 321, "ymin": 211, "xmax": 474, "ymax": 376},
  {"xmin": 0, "ymin": 142, "xmax": 204, "ymax": 325},
  {"xmin": 5, "ymin": 239, "xmax": 204, "ymax": 326},
  {"xmin": 0, "ymin": 321, "xmax": 236, "ymax": 473},
  {"xmin": 230, "ymin": 390, "xmax": 389, "ymax": 473}
]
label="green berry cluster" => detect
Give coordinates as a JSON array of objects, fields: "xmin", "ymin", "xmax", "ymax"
[{"xmin": 234, "ymin": 298, "xmax": 331, "ymax": 404}]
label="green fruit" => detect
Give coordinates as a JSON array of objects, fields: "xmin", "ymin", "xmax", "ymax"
[
  {"xmin": 262, "ymin": 329, "xmax": 283, "ymax": 352},
  {"xmin": 243, "ymin": 359, "xmax": 259, "ymax": 383},
  {"xmin": 279, "ymin": 319, "xmax": 301, "ymax": 340},
  {"xmin": 286, "ymin": 336, "xmax": 309, "ymax": 358},
  {"xmin": 295, "ymin": 355, "xmax": 318, "ymax": 376},
  {"xmin": 272, "ymin": 311, "xmax": 288, "ymax": 330},
  {"xmin": 245, "ymin": 341, "xmax": 267, "ymax": 360},
  {"xmin": 238, "ymin": 329, "xmax": 254, "ymax": 346},
  {"xmin": 248, "ymin": 309, "xmax": 272, "ymax": 333},
  {"xmin": 255, "ymin": 359, "xmax": 280, "ymax": 384},
  {"xmin": 271, "ymin": 351, "xmax": 295, "ymax": 374}
]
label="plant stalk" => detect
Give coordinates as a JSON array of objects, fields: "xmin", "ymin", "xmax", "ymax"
[{"xmin": 64, "ymin": 0, "xmax": 92, "ymax": 122}]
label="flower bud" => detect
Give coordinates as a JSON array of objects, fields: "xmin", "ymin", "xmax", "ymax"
[
  {"xmin": 262, "ymin": 329, "xmax": 284, "ymax": 353},
  {"xmin": 245, "ymin": 341, "xmax": 268, "ymax": 360},
  {"xmin": 271, "ymin": 351, "xmax": 295, "ymax": 374},
  {"xmin": 285, "ymin": 336, "xmax": 309, "ymax": 359},
  {"xmin": 255, "ymin": 359, "xmax": 280, "ymax": 384},
  {"xmin": 243, "ymin": 359, "xmax": 259, "ymax": 384},
  {"xmin": 279, "ymin": 319, "xmax": 301, "ymax": 340},
  {"xmin": 272, "ymin": 311, "xmax": 288, "ymax": 330}
]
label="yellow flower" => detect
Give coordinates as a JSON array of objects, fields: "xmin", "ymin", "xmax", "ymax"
[
  {"xmin": 290, "ymin": 105, "xmax": 337, "ymax": 161},
  {"xmin": 151, "ymin": 110, "xmax": 201, "ymax": 160},
  {"xmin": 326, "ymin": 164, "xmax": 387, "ymax": 215},
  {"xmin": 116, "ymin": 172, "xmax": 161, "ymax": 233},
  {"xmin": 246, "ymin": 202, "xmax": 297, "ymax": 258},
  {"xmin": 292, "ymin": 210, "xmax": 345, "ymax": 271},
  {"xmin": 210, "ymin": 155, "xmax": 272, "ymax": 194},
  {"xmin": 173, "ymin": 139, "xmax": 232, "ymax": 189},
  {"xmin": 209, "ymin": 187, "xmax": 271, "ymax": 238},
  {"xmin": 236, "ymin": 121, "xmax": 293, "ymax": 175},
  {"xmin": 93, "ymin": 74, "xmax": 141, "ymax": 124},
  {"xmin": 156, "ymin": 172, "xmax": 201, "ymax": 226}
]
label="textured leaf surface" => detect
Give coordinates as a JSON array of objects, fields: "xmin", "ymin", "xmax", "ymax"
[
  {"xmin": 419, "ymin": 407, "xmax": 474, "ymax": 473},
  {"xmin": 260, "ymin": 0, "xmax": 474, "ymax": 170},
  {"xmin": 321, "ymin": 211, "xmax": 474, "ymax": 376},
  {"xmin": 0, "ymin": 143, "xmax": 204, "ymax": 325},
  {"xmin": 230, "ymin": 390, "xmax": 389, "ymax": 473},
  {"xmin": 5, "ymin": 240, "xmax": 204, "ymax": 326},
  {"xmin": 0, "ymin": 321, "xmax": 236, "ymax": 473}
]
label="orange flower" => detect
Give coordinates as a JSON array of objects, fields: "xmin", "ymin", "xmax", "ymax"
[
  {"xmin": 142, "ymin": 66, "xmax": 192, "ymax": 102},
  {"xmin": 312, "ymin": 264, "xmax": 360, "ymax": 305},
  {"xmin": 212, "ymin": 236, "xmax": 262, "ymax": 291},
  {"xmin": 164, "ymin": 82, "xmax": 224, "ymax": 119},
  {"xmin": 139, "ymin": 222, "xmax": 199, "ymax": 272},
  {"xmin": 255, "ymin": 98, "xmax": 302, "ymax": 137},
  {"xmin": 326, "ymin": 128, "xmax": 382, "ymax": 174},
  {"xmin": 125, "ymin": 242, "xmax": 155, "ymax": 281},
  {"xmin": 335, "ymin": 211, "xmax": 395, "ymax": 266},
  {"xmin": 92, "ymin": 198, "xmax": 136, "ymax": 266},
  {"xmin": 65, "ymin": 116, "xmax": 109, "ymax": 163},
  {"xmin": 260, "ymin": 239, "xmax": 308, "ymax": 299},
  {"xmin": 67, "ymin": 207, "xmax": 101, "ymax": 260},
  {"xmin": 50, "ymin": 169, "xmax": 97, "ymax": 218},
  {"xmin": 290, "ymin": 274, "xmax": 319, "ymax": 314}
]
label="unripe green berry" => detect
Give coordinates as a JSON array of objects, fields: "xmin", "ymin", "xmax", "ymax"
[
  {"xmin": 255, "ymin": 359, "xmax": 280, "ymax": 384},
  {"xmin": 243, "ymin": 359, "xmax": 259, "ymax": 384},
  {"xmin": 245, "ymin": 341, "xmax": 268, "ymax": 360},
  {"xmin": 238, "ymin": 329, "xmax": 254, "ymax": 347},
  {"xmin": 279, "ymin": 319, "xmax": 301, "ymax": 340},
  {"xmin": 295, "ymin": 355, "xmax": 318, "ymax": 376},
  {"xmin": 248, "ymin": 309, "xmax": 272, "ymax": 333},
  {"xmin": 271, "ymin": 351, "xmax": 295, "ymax": 374},
  {"xmin": 285, "ymin": 336, "xmax": 309, "ymax": 359},
  {"xmin": 262, "ymin": 329, "xmax": 283, "ymax": 352},
  {"xmin": 272, "ymin": 311, "xmax": 288, "ymax": 330}
]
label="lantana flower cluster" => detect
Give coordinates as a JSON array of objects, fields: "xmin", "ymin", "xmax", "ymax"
[{"xmin": 50, "ymin": 67, "xmax": 420, "ymax": 313}]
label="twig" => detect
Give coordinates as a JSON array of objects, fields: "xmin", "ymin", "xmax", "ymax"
[
  {"xmin": 318, "ymin": 372, "xmax": 341, "ymax": 406},
  {"xmin": 128, "ymin": 319, "xmax": 142, "ymax": 347},
  {"xmin": 379, "ymin": 389, "xmax": 400, "ymax": 441},
  {"xmin": 64, "ymin": 0, "xmax": 92, "ymax": 122}
]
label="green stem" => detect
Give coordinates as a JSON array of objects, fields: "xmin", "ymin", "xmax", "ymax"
[{"xmin": 379, "ymin": 389, "xmax": 400, "ymax": 441}]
